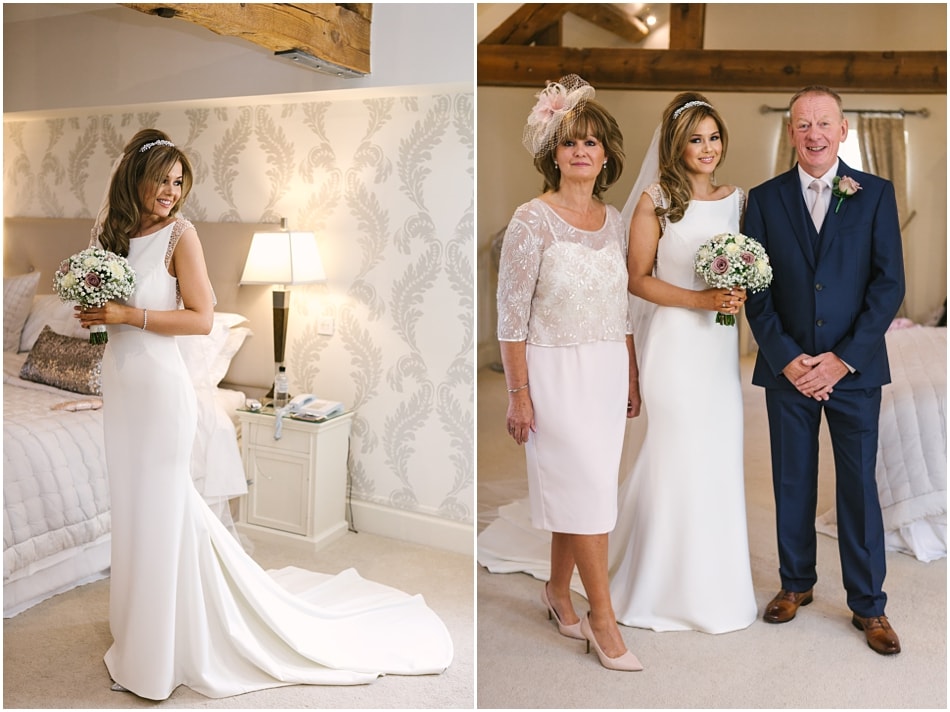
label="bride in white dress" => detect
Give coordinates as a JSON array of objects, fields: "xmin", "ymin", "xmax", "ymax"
[
  {"xmin": 79, "ymin": 129, "xmax": 452, "ymax": 700},
  {"xmin": 610, "ymin": 93, "xmax": 757, "ymax": 634},
  {"xmin": 479, "ymin": 93, "xmax": 756, "ymax": 635}
]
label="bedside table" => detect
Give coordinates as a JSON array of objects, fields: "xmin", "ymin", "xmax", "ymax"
[{"xmin": 236, "ymin": 408, "xmax": 354, "ymax": 549}]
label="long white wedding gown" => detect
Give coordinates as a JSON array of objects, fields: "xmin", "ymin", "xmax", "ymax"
[
  {"xmin": 100, "ymin": 219, "xmax": 452, "ymax": 700},
  {"xmin": 608, "ymin": 187, "xmax": 756, "ymax": 633},
  {"xmin": 479, "ymin": 188, "xmax": 756, "ymax": 635}
]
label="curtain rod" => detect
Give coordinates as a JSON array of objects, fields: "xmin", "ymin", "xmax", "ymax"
[{"xmin": 759, "ymin": 105, "xmax": 930, "ymax": 118}]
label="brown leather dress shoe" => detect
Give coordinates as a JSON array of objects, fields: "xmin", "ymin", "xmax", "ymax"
[
  {"xmin": 852, "ymin": 614, "xmax": 901, "ymax": 655},
  {"xmin": 763, "ymin": 588, "xmax": 814, "ymax": 623}
]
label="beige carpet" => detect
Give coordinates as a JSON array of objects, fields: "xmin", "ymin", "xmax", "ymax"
[
  {"xmin": 3, "ymin": 530, "xmax": 474, "ymax": 709},
  {"xmin": 477, "ymin": 359, "xmax": 947, "ymax": 709}
]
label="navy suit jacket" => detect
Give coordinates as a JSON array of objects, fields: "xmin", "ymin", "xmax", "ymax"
[{"xmin": 744, "ymin": 159, "xmax": 905, "ymax": 391}]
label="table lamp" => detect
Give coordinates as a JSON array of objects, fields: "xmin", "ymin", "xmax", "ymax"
[{"xmin": 240, "ymin": 219, "xmax": 327, "ymax": 381}]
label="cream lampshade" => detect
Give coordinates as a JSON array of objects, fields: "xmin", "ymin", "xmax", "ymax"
[{"xmin": 240, "ymin": 221, "xmax": 326, "ymax": 372}]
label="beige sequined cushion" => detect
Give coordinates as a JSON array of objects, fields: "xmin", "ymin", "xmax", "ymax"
[{"xmin": 19, "ymin": 326, "xmax": 105, "ymax": 395}]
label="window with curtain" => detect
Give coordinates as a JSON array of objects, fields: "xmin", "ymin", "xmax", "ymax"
[{"xmin": 857, "ymin": 114, "xmax": 910, "ymax": 227}]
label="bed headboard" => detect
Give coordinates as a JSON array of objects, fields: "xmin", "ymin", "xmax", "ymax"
[{"xmin": 3, "ymin": 217, "xmax": 276, "ymax": 392}]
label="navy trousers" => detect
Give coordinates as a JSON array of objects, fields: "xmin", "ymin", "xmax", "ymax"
[{"xmin": 764, "ymin": 386, "xmax": 887, "ymax": 617}]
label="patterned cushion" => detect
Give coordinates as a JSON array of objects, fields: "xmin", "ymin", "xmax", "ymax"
[
  {"xmin": 3, "ymin": 272, "xmax": 41, "ymax": 352},
  {"xmin": 19, "ymin": 326, "xmax": 105, "ymax": 395}
]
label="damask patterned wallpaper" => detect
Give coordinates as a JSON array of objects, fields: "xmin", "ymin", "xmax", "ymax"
[{"xmin": 4, "ymin": 83, "xmax": 474, "ymax": 530}]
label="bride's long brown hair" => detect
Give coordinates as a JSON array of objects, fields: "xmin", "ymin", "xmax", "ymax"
[
  {"xmin": 98, "ymin": 129, "xmax": 194, "ymax": 257},
  {"xmin": 657, "ymin": 92, "xmax": 729, "ymax": 225}
]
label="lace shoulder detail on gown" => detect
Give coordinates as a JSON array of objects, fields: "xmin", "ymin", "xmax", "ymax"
[
  {"xmin": 165, "ymin": 218, "xmax": 194, "ymax": 308},
  {"xmin": 165, "ymin": 217, "xmax": 195, "ymax": 269},
  {"xmin": 164, "ymin": 217, "xmax": 216, "ymax": 307},
  {"xmin": 646, "ymin": 183, "xmax": 669, "ymax": 235}
]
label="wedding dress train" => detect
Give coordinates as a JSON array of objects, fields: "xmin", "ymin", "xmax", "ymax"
[{"xmin": 101, "ymin": 219, "xmax": 452, "ymax": 700}]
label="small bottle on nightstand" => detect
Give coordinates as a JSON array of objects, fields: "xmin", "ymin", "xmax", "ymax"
[{"xmin": 274, "ymin": 366, "xmax": 289, "ymax": 408}]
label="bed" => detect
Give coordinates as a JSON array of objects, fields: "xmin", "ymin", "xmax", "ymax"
[
  {"xmin": 3, "ymin": 218, "xmax": 276, "ymax": 616},
  {"xmin": 816, "ymin": 323, "xmax": 947, "ymax": 562}
]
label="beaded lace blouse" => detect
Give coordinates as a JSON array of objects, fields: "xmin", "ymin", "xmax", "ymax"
[{"xmin": 497, "ymin": 198, "xmax": 632, "ymax": 347}]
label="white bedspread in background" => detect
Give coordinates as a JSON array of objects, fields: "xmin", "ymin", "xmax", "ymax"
[
  {"xmin": 4, "ymin": 351, "xmax": 248, "ymax": 616},
  {"xmin": 3, "ymin": 353, "xmax": 111, "ymax": 602},
  {"xmin": 817, "ymin": 327, "xmax": 947, "ymax": 561}
]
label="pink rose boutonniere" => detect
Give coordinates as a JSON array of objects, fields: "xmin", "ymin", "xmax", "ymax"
[{"xmin": 832, "ymin": 175, "xmax": 862, "ymax": 213}]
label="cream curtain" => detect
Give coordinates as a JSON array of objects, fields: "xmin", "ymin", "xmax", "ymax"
[
  {"xmin": 857, "ymin": 114, "xmax": 909, "ymax": 316},
  {"xmin": 857, "ymin": 114, "xmax": 909, "ymax": 224},
  {"xmin": 773, "ymin": 117, "xmax": 796, "ymax": 176}
]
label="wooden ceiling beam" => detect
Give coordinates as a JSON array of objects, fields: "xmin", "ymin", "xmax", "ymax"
[
  {"xmin": 480, "ymin": 3, "xmax": 572, "ymax": 46},
  {"xmin": 568, "ymin": 4, "xmax": 649, "ymax": 44},
  {"xmin": 121, "ymin": 3, "xmax": 371, "ymax": 75},
  {"xmin": 669, "ymin": 3, "xmax": 705, "ymax": 50},
  {"xmin": 477, "ymin": 46, "xmax": 947, "ymax": 94}
]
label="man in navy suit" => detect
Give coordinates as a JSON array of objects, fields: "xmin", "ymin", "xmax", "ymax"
[{"xmin": 744, "ymin": 86, "xmax": 905, "ymax": 655}]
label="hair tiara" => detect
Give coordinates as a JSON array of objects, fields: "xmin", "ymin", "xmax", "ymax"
[
  {"xmin": 139, "ymin": 139, "xmax": 175, "ymax": 153},
  {"xmin": 672, "ymin": 100, "xmax": 713, "ymax": 120}
]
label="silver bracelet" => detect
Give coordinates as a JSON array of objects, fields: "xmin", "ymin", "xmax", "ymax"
[
  {"xmin": 507, "ymin": 383, "xmax": 529, "ymax": 394},
  {"xmin": 141, "ymin": 308, "xmax": 148, "ymax": 331}
]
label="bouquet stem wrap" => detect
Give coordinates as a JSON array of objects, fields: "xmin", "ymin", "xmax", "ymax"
[
  {"xmin": 53, "ymin": 248, "xmax": 136, "ymax": 344},
  {"xmin": 88, "ymin": 324, "xmax": 108, "ymax": 344}
]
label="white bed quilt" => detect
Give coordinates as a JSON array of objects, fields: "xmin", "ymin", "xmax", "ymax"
[
  {"xmin": 817, "ymin": 326, "xmax": 947, "ymax": 561},
  {"xmin": 3, "ymin": 352, "xmax": 111, "ymax": 615},
  {"xmin": 4, "ymin": 350, "xmax": 248, "ymax": 616}
]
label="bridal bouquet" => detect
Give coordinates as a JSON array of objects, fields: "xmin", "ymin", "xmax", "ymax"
[
  {"xmin": 694, "ymin": 232, "xmax": 773, "ymax": 326},
  {"xmin": 53, "ymin": 248, "xmax": 136, "ymax": 344}
]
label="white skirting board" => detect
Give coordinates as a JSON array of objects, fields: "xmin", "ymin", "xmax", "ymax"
[{"xmin": 349, "ymin": 501, "xmax": 473, "ymax": 556}]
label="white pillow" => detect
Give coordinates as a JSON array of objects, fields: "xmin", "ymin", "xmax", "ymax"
[
  {"xmin": 213, "ymin": 312, "xmax": 250, "ymax": 330},
  {"xmin": 19, "ymin": 294, "xmax": 88, "ymax": 352},
  {"xmin": 4, "ymin": 272, "xmax": 41, "ymax": 352},
  {"xmin": 178, "ymin": 312, "xmax": 251, "ymax": 386},
  {"xmin": 212, "ymin": 326, "xmax": 252, "ymax": 384},
  {"xmin": 206, "ymin": 312, "xmax": 251, "ymax": 384}
]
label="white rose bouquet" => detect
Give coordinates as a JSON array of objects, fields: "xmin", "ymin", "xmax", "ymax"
[
  {"xmin": 694, "ymin": 232, "xmax": 773, "ymax": 326},
  {"xmin": 53, "ymin": 248, "xmax": 136, "ymax": 344}
]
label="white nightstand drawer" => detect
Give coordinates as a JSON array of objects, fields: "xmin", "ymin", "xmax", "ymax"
[{"xmin": 245, "ymin": 419, "xmax": 311, "ymax": 454}]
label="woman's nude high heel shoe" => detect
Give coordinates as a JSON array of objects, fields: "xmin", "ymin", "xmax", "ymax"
[
  {"xmin": 580, "ymin": 614, "xmax": 643, "ymax": 671},
  {"xmin": 540, "ymin": 582, "xmax": 584, "ymax": 640}
]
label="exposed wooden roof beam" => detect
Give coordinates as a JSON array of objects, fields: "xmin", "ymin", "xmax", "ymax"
[
  {"xmin": 481, "ymin": 4, "xmax": 649, "ymax": 47},
  {"xmin": 477, "ymin": 46, "xmax": 947, "ymax": 94},
  {"xmin": 121, "ymin": 3, "xmax": 371, "ymax": 75},
  {"xmin": 478, "ymin": 3, "xmax": 945, "ymax": 94},
  {"xmin": 669, "ymin": 3, "xmax": 705, "ymax": 50},
  {"xmin": 480, "ymin": 3, "xmax": 571, "ymax": 46},
  {"xmin": 569, "ymin": 4, "xmax": 649, "ymax": 44}
]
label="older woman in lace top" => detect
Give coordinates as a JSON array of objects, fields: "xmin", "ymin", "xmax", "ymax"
[{"xmin": 495, "ymin": 75, "xmax": 641, "ymax": 672}]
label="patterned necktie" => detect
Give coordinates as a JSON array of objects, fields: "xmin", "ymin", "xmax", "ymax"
[{"xmin": 809, "ymin": 179, "xmax": 827, "ymax": 231}]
